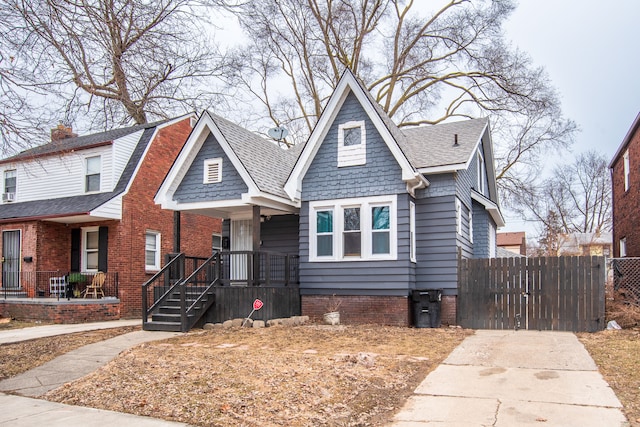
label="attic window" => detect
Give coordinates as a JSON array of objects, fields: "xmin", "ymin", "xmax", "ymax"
[
  {"xmin": 203, "ymin": 158, "xmax": 222, "ymax": 184},
  {"xmin": 338, "ymin": 121, "xmax": 366, "ymax": 167}
]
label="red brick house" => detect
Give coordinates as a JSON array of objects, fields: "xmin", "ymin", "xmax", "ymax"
[
  {"xmin": 0, "ymin": 115, "xmax": 221, "ymax": 321},
  {"xmin": 610, "ymin": 111, "xmax": 640, "ymax": 257}
]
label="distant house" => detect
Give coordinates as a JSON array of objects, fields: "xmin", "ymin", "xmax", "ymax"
[
  {"xmin": 557, "ymin": 232, "xmax": 612, "ymax": 257},
  {"xmin": 497, "ymin": 231, "xmax": 527, "ymax": 256},
  {"xmin": 610, "ymin": 111, "xmax": 640, "ymax": 257},
  {"xmin": 0, "ymin": 115, "xmax": 221, "ymax": 321},
  {"xmin": 155, "ymin": 70, "xmax": 504, "ymax": 327}
]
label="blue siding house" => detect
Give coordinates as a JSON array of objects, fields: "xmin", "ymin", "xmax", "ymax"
[{"xmin": 155, "ymin": 70, "xmax": 504, "ymax": 326}]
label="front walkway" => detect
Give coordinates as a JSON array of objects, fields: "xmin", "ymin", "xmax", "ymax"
[{"xmin": 391, "ymin": 330, "xmax": 627, "ymax": 426}]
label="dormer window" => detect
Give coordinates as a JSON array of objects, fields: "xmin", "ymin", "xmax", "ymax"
[
  {"xmin": 85, "ymin": 156, "xmax": 101, "ymax": 192},
  {"xmin": 338, "ymin": 121, "xmax": 366, "ymax": 167}
]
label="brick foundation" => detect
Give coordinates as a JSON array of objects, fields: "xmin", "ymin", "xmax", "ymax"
[
  {"xmin": 302, "ymin": 294, "xmax": 459, "ymax": 327},
  {"xmin": 302, "ymin": 295, "xmax": 411, "ymax": 326},
  {"xmin": 441, "ymin": 295, "xmax": 457, "ymax": 326},
  {"xmin": 0, "ymin": 300, "xmax": 121, "ymax": 324}
]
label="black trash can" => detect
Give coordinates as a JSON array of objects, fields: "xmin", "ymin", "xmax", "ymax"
[{"xmin": 411, "ymin": 289, "xmax": 442, "ymax": 328}]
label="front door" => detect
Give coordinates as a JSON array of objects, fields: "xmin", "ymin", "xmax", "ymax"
[
  {"xmin": 2, "ymin": 230, "xmax": 21, "ymax": 289},
  {"xmin": 230, "ymin": 220, "xmax": 252, "ymax": 284}
]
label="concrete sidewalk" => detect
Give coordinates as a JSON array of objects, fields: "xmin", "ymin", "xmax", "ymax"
[
  {"xmin": 0, "ymin": 321, "xmax": 187, "ymax": 426},
  {"xmin": 391, "ymin": 330, "xmax": 628, "ymax": 426},
  {"xmin": 0, "ymin": 318, "xmax": 141, "ymax": 344}
]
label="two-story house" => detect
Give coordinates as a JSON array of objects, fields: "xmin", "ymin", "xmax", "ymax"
[
  {"xmin": 610, "ymin": 111, "xmax": 640, "ymax": 257},
  {"xmin": 153, "ymin": 70, "xmax": 503, "ymax": 327},
  {"xmin": 0, "ymin": 115, "xmax": 221, "ymax": 321}
]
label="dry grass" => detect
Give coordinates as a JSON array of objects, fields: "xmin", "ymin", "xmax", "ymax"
[
  {"xmin": 45, "ymin": 325, "xmax": 471, "ymax": 426},
  {"xmin": 0, "ymin": 319, "xmax": 52, "ymax": 330},
  {"xmin": 0, "ymin": 326, "xmax": 139, "ymax": 380},
  {"xmin": 578, "ymin": 328, "xmax": 640, "ymax": 426}
]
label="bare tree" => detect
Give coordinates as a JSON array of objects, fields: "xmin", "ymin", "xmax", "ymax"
[
  {"xmin": 513, "ymin": 150, "xmax": 612, "ymax": 248},
  {"xmin": 224, "ymin": 0, "xmax": 576, "ymax": 185},
  {"xmin": 2, "ymin": 0, "xmax": 228, "ymax": 135}
]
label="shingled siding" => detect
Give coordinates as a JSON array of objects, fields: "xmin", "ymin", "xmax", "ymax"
[
  {"xmin": 259, "ymin": 214, "xmax": 299, "ymax": 254},
  {"xmin": 298, "ymin": 194, "xmax": 414, "ymax": 296},
  {"xmin": 414, "ymin": 194, "xmax": 459, "ymax": 295},
  {"xmin": 472, "ymin": 201, "xmax": 493, "ymax": 258},
  {"xmin": 301, "ymin": 92, "xmax": 406, "ymax": 201},
  {"xmin": 174, "ymin": 133, "xmax": 248, "ymax": 202}
]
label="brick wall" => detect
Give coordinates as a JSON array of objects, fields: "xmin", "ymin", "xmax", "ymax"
[
  {"xmin": 0, "ymin": 300, "xmax": 120, "ymax": 323},
  {"xmin": 116, "ymin": 117, "xmax": 221, "ymax": 317},
  {"xmin": 441, "ymin": 295, "xmax": 457, "ymax": 326},
  {"xmin": 612, "ymin": 130, "xmax": 640, "ymax": 257},
  {"xmin": 302, "ymin": 295, "xmax": 411, "ymax": 326},
  {"xmin": 302, "ymin": 294, "xmax": 457, "ymax": 327}
]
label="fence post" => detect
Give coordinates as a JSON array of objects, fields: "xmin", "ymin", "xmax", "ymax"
[{"xmin": 284, "ymin": 255, "xmax": 290, "ymax": 286}]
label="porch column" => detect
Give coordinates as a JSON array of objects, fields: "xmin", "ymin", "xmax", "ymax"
[{"xmin": 252, "ymin": 205, "xmax": 261, "ymax": 286}]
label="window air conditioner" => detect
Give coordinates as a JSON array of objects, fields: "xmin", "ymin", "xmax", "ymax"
[{"xmin": 2, "ymin": 192, "xmax": 15, "ymax": 202}]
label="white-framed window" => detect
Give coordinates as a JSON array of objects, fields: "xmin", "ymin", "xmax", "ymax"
[
  {"xmin": 310, "ymin": 195, "xmax": 397, "ymax": 261},
  {"xmin": 82, "ymin": 227, "xmax": 100, "ymax": 271},
  {"xmin": 145, "ymin": 231, "xmax": 161, "ymax": 270},
  {"xmin": 455, "ymin": 198, "xmax": 462, "ymax": 235},
  {"xmin": 203, "ymin": 158, "xmax": 222, "ymax": 184},
  {"xmin": 316, "ymin": 209, "xmax": 334, "ymax": 256},
  {"xmin": 623, "ymin": 149, "xmax": 630, "ymax": 192},
  {"xmin": 3, "ymin": 169, "xmax": 16, "ymax": 202},
  {"xmin": 337, "ymin": 120, "xmax": 366, "ymax": 167},
  {"xmin": 85, "ymin": 156, "xmax": 101, "ymax": 192},
  {"xmin": 476, "ymin": 148, "xmax": 485, "ymax": 194},
  {"xmin": 620, "ymin": 237, "xmax": 627, "ymax": 257},
  {"xmin": 409, "ymin": 201, "xmax": 416, "ymax": 263}
]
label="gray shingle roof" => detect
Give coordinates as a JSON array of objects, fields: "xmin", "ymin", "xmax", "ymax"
[
  {"xmin": 0, "ymin": 119, "xmax": 170, "ymax": 164},
  {"xmin": 400, "ymin": 118, "xmax": 489, "ymax": 169},
  {"xmin": 0, "ymin": 126, "xmax": 158, "ymax": 221},
  {"xmin": 208, "ymin": 112, "xmax": 299, "ymax": 199}
]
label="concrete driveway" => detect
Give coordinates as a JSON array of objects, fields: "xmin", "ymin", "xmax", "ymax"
[{"xmin": 391, "ymin": 329, "xmax": 628, "ymax": 426}]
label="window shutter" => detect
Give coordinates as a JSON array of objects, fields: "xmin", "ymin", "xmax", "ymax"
[
  {"xmin": 71, "ymin": 229, "xmax": 81, "ymax": 272},
  {"xmin": 98, "ymin": 226, "xmax": 108, "ymax": 272}
]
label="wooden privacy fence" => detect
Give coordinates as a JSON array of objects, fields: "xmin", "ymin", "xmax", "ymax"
[{"xmin": 458, "ymin": 256, "xmax": 606, "ymax": 332}]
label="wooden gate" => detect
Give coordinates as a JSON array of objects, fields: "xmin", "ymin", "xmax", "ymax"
[{"xmin": 458, "ymin": 256, "xmax": 605, "ymax": 332}]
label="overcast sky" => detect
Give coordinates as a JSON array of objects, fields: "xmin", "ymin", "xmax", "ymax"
[{"xmin": 500, "ymin": 0, "xmax": 640, "ymax": 233}]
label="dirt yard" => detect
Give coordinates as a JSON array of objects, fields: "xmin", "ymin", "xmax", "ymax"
[
  {"xmin": 43, "ymin": 325, "xmax": 471, "ymax": 426},
  {"xmin": 578, "ymin": 328, "xmax": 640, "ymax": 427}
]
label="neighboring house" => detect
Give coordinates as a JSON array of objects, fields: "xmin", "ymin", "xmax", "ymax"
[
  {"xmin": 497, "ymin": 231, "xmax": 527, "ymax": 256},
  {"xmin": 0, "ymin": 115, "xmax": 221, "ymax": 319},
  {"xmin": 610, "ymin": 111, "xmax": 640, "ymax": 257},
  {"xmin": 557, "ymin": 232, "xmax": 612, "ymax": 257},
  {"xmin": 155, "ymin": 70, "xmax": 504, "ymax": 326}
]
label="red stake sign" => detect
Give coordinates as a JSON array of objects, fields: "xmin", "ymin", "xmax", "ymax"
[{"xmin": 242, "ymin": 299, "xmax": 264, "ymax": 327}]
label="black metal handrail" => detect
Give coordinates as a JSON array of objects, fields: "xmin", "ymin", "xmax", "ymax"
[
  {"xmin": 179, "ymin": 253, "xmax": 220, "ymax": 331},
  {"xmin": 142, "ymin": 253, "xmax": 185, "ymax": 325}
]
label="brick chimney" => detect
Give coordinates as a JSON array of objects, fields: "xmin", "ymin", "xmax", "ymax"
[{"xmin": 51, "ymin": 123, "xmax": 77, "ymax": 141}]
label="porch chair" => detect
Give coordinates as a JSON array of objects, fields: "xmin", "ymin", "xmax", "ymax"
[
  {"xmin": 49, "ymin": 276, "xmax": 67, "ymax": 296},
  {"xmin": 82, "ymin": 271, "xmax": 105, "ymax": 299}
]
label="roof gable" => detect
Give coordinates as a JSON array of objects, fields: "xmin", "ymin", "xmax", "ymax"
[
  {"xmin": 155, "ymin": 111, "xmax": 299, "ymax": 211},
  {"xmin": 284, "ymin": 69, "xmax": 426, "ymax": 201}
]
